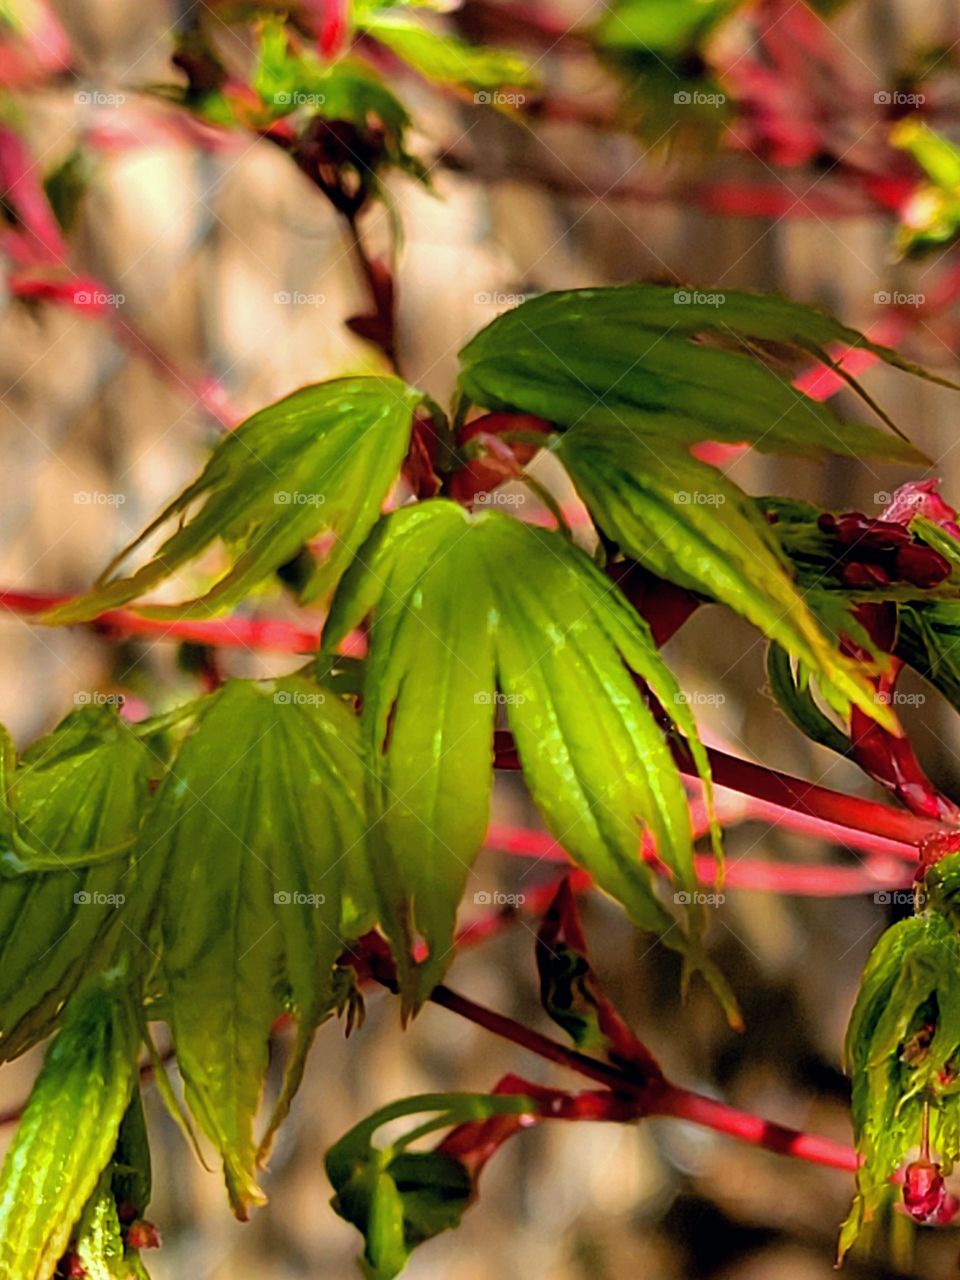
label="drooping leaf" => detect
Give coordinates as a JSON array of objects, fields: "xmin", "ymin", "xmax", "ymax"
[
  {"xmin": 553, "ymin": 423, "xmax": 888, "ymax": 724},
  {"xmin": 0, "ymin": 977, "xmax": 141, "ymax": 1280},
  {"xmin": 840, "ymin": 911, "xmax": 960, "ymax": 1258},
  {"xmin": 324, "ymin": 500, "xmax": 734, "ymax": 1019},
  {"xmin": 327, "ymin": 1092, "xmax": 537, "ymax": 1280},
  {"xmin": 0, "ymin": 704, "xmax": 153, "ymax": 874},
  {"xmin": 457, "ymin": 286, "xmax": 944, "ymax": 462},
  {"xmin": 43, "ymin": 377, "xmax": 424, "ymax": 624},
  {"xmin": 139, "ymin": 675, "xmax": 367, "ymax": 1215},
  {"xmin": 358, "ymin": 13, "xmax": 533, "ymax": 93}
]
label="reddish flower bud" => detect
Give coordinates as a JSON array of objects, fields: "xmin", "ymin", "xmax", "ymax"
[
  {"xmin": 894, "ymin": 543, "xmax": 952, "ymax": 588},
  {"xmin": 840, "ymin": 561, "xmax": 890, "ymax": 589},
  {"xmin": 449, "ymin": 413, "xmax": 553, "ymax": 505},
  {"xmin": 126, "ymin": 1219, "xmax": 161, "ymax": 1251},
  {"xmin": 903, "ymin": 1157, "xmax": 946, "ymax": 1222}
]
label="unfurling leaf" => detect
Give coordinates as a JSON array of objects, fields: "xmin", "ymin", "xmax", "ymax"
[
  {"xmin": 0, "ymin": 978, "xmax": 141, "ymax": 1280},
  {"xmin": 138, "ymin": 675, "xmax": 367, "ymax": 1216},
  {"xmin": 0, "ymin": 708, "xmax": 152, "ymax": 1062},
  {"xmin": 0, "ymin": 704, "xmax": 152, "ymax": 874},
  {"xmin": 553, "ymin": 423, "xmax": 889, "ymax": 725},
  {"xmin": 71, "ymin": 1091, "xmax": 155, "ymax": 1279},
  {"xmin": 43, "ymin": 377, "xmax": 424, "ymax": 623},
  {"xmin": 324, "ymin": 499, "xmax": 734, "ymax": 1019},
  {"xmin": 840, "ymin": 909, "xmax": 960, "ymax": 1258},
  {"xmin": 327, "ymin": 1092, "xmax": 536, "ymax": 1280},
  {"xmin": 458, "ymin": 285, "xmax": 940, "ymax": 462}
]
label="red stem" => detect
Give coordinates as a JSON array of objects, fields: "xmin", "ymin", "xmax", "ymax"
[{"xmin": 430, "ymin": 984, "xmax": 860, "ymax": 1174}]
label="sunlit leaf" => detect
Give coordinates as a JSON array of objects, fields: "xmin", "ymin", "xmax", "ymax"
[
  {"xmin": 324, "ymin": 500, "xmax": 734, "ymax": 1019},
  {"xmin": 139, "ymin": 675, "xmax": 367, "ymax": 1215},
  {"xmin": 458, "ymin": 286, "xmax": 942, "ymax": 462},
  {"xmin": 0, "ymin": 977, "xmax": 141, "ymax": 1280},
  {"xmin": 43, "ymin": 377, "xmax": 424, "ymax": 623},
  {"xmin": 553, "ymin": 422, "xmax": 888, "ymax": 724},
  {"xmin": 359, "ymin": 13, "xmax": 533, "ymax": 92}
]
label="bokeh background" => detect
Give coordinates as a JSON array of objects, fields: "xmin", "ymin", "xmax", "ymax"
[{"xmin": 4, "ymin": 0, "xmax": 960, "ymax": 1275}]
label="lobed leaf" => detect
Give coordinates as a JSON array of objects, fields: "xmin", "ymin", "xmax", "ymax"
[
  {"xmin": 139, "ymin": 675, "xmax": 367, "ymax": 1215},
  {"xmin": 457, "ymin": 286, "xmax": 940, "ymax": 462},
  {"xmin": 324, "ymin": 500, "xmax": 734, "ymax": 1018},
  {"xmin": 43, "ymin": 377, "xmax": 423, "ymax": 624},
  {"xmin": 0, "ymin": 977, "xmax": 141, "ymax": 1280}
]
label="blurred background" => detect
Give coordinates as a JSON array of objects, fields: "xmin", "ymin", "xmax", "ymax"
[{"xmin": 4, "ymin": 0, "xmax": 960, "ymax": 1275}]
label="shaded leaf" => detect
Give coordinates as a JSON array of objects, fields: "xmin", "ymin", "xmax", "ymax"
[
  {"xmin": 140, "ymin": 675, "xmax": 367, "ymax": 1215},
  {"xmin": 766, "ymin": 643, "xmax": 853, "ymax": 755},
  {"xmin": 43, "ymin": 377, "xmax": 423, "ymax": 623},
  {"xmin": 457, "ymin": 286, "xmax": 941, "ymax": 462},
  {"xmin": 327, "ymin": 1092, "xmax": 536, "ymax": 1280},
  {"xmin": 324, "ymin": 500, "xmax": 734, "ymax": 1019},
  {"xmin": 0, "ymin": 977, "xmax": 140, "ymax": 1280}
]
